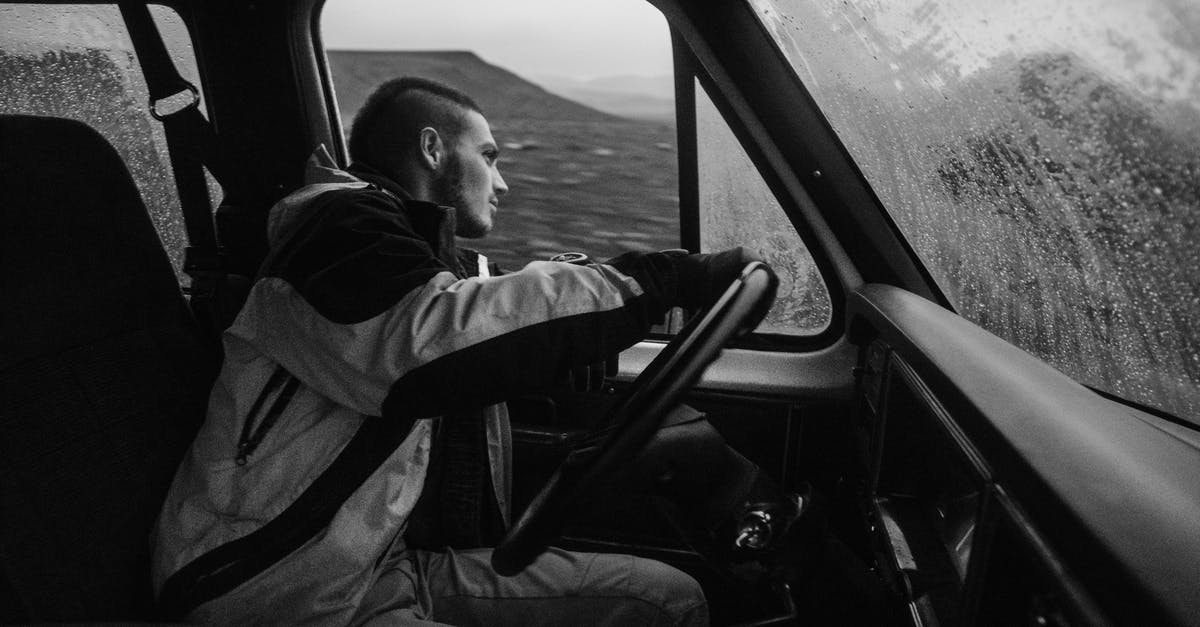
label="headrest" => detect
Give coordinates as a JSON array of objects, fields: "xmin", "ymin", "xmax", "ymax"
[{"xmin": 0, "ymin": 115, "xmax": 187, "ymax": 369}]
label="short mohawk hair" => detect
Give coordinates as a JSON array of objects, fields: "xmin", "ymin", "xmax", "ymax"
[{"xmin": 348, "ymin": 76, "xmax": 483, "ymax": 169}]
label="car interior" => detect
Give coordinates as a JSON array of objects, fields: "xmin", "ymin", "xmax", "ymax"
[{"xmin": 1, "ymin": 0, "xmax": 1198, "ymax": 625}]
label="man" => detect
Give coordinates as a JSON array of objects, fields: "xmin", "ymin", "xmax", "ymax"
[{"xmin": 151, "ymin": 76, "xmax": 765, "ymax": 625}]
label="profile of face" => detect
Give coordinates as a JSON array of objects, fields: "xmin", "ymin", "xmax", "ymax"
[{"xmin": 432, "ymin": 110, "xmax": 508, "ymax": 239}]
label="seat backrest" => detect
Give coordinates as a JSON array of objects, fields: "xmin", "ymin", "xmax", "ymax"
[{"xmin": 0, "ymin": 115, "xmax": 213, "ymax": 621}]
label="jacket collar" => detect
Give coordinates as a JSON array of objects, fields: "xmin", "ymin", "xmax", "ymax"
[
  {"xmin": 347, "ymin": 161, "xmax": 415, "ymax": 201},
  {"xmin": 347, "ymin": 161, "xmax": 465, "ymax": 276}
]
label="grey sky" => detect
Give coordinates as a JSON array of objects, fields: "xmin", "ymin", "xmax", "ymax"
[{"xmin": 320, "ymin": 0, "xmax": 673, "ymax": 80}]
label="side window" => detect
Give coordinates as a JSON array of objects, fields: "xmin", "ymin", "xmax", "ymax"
[
  {"xmin": 320, "ymin": 1, "xmax": 831, "ymax": 338},
  {"xmin": 0, "ymin": 3, "xmax": 205, "ymax": 280},
  {"xmin": 695, "ymin": 81, "xmax": 832, "ymax": 336},
  {"xmin": 321, "ymin": 0, "xmax": 678, "ymax": 272}
]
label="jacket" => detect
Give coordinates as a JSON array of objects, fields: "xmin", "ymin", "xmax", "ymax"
[{"xmin": 150, "ymin": 147, "xmax": 684, "ymax": 625}]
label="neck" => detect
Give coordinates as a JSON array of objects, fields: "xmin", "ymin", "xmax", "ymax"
[
  {"xmin": 386, "ymin": 160, "xmax": 436, "ymax": 204},
  {"xmin": 407, "ymin": 176, "xmax": 437, "ymax": 204}
]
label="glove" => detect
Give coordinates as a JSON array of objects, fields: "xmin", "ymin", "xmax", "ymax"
[{"xmin": 663, "ymin": 246, "xmax": 767, "ymax": 310}]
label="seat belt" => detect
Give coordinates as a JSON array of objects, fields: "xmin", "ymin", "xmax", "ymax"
[{"xmin": 118, "ymin": 1, "xmax": 243, "ymax": 339}]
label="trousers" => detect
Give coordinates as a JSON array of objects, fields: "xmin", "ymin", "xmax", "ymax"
[{"xmin": 351, "ymin": 545, "xmax": 708, "ymax": 626}]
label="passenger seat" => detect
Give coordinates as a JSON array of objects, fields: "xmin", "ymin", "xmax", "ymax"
[{"xmin": 0, "ymin": 115, "xmax": 213, "ymax": 621}]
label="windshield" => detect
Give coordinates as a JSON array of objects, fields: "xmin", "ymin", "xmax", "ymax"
[{"xmin": 751, "ymin": 0, "xmax": 1200, "ymax": 424}]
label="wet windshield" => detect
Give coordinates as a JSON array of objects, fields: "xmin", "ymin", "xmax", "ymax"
[{"xmin": 751, "ymin": 0, "xmax": 1200, "ymax": 424}]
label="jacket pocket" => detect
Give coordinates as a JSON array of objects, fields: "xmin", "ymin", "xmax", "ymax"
[{"xmin": 235, "ymin": 365, "xmax": 300, "ymax": 465}]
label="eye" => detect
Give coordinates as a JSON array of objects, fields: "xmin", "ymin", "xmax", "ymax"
[{"xmin": 484, "ymin": 149, "xmax": 499, "ymax": 164}]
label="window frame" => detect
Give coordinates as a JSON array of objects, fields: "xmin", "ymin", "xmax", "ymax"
[
  {"xmin": 670, "ymin": 28, "xmax": 848, "ymax": 350},
  {"xmin": 655, "ymin": 0, "xmax": 941, "ymax": 306},
  {"xmin": 309, "ymin": 0, "xmax": 852, "ymax": 351}
]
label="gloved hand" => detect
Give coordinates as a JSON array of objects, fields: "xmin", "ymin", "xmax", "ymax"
[{"xmin": 663, "ymin": 247, "xmax": 769, "ymax": 310}]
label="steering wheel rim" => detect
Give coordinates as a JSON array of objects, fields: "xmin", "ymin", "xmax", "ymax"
[{"xmin": 492, "ymin": 261, "xmax": 779, "ymax": 576}]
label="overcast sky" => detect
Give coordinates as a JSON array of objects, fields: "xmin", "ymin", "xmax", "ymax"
[{"xmin": 320, "ymin": 0, "xmax": 673, "ymax": 80}]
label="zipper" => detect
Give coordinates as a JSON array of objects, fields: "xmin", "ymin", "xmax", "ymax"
[{"xmin": 236, "ymin": 366, "xmax": 300, "ymax": 466}]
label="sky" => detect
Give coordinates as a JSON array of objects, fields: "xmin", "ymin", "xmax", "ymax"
[{"xmin": 320, "ymin": 0, "xmax": 673, "ymax": 80}]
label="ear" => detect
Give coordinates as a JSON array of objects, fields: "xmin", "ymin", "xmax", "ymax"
[{"xmin": 418, "ymin": 127, "xmax": 443, "ymax": 172}]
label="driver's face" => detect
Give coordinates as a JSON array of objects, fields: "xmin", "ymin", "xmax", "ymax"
[{"xmin": 434, "ymin": 110, "xmax": 508, "ymax": 239}]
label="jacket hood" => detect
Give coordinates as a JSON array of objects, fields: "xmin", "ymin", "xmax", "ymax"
[{"xmin": 266, "ymin": 144, "xmax": 369, "ymax": 246}]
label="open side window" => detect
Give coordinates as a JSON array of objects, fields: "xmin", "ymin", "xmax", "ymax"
[
  {"xmin": 317, "ymin": 0, "xmax": 844, "ymax": 348},
  {"xmin": 320, "ymin": 0, "xmax": 681, "ymax": 274}
]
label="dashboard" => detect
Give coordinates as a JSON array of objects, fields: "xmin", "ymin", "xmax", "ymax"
[
  {"xmin": 850, "ymin": 284, "xmax": 1200, "ymax": 626},
  {"xmin": 858, "ymin": 338, "xmax": 1098, "ymax": 626}
]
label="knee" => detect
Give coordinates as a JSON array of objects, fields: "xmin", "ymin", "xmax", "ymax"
[{"xmin": 631, "ymin": 557, "xmax": 708, "ymax": 626}]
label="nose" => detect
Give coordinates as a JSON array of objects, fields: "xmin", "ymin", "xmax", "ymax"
[{"xmin": 494, "ymin": 169, "xmax": 509, "ymax": 196}]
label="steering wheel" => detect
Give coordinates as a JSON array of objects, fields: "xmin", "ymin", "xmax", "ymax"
[{"xmin": 492, "ymin": 261, "xmax": 779, "ymax": 576}]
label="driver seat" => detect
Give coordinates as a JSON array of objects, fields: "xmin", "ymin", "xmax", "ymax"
[{"xmin": 0, "ymin": 115, "xmax": 213, "ymax": 621}]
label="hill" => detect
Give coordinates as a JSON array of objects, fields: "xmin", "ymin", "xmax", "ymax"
[
  {"xmin": 534, "ymin": 74, "xmax": 675, "ymax": 122},
  {"xmin": 326, "ymin": 50, "xmax": 620, "ymax": 126}
]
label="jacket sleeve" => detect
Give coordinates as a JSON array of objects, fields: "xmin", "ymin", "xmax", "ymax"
[{"xmin": 230, "ymin": 191, "xmax": 682, "ymax": 419}]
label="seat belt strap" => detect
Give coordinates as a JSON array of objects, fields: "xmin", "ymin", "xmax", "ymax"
[
  {"xmin": 118, "ymin": 1, "xmax": 240, "ymax": 333},
  {"xmin": 156, "ymin": 414, "xmax": 419, "ymax": 618},
  {"xmin": 120, "ymin": 1, "xmax": 220, "ymax": 244}
]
